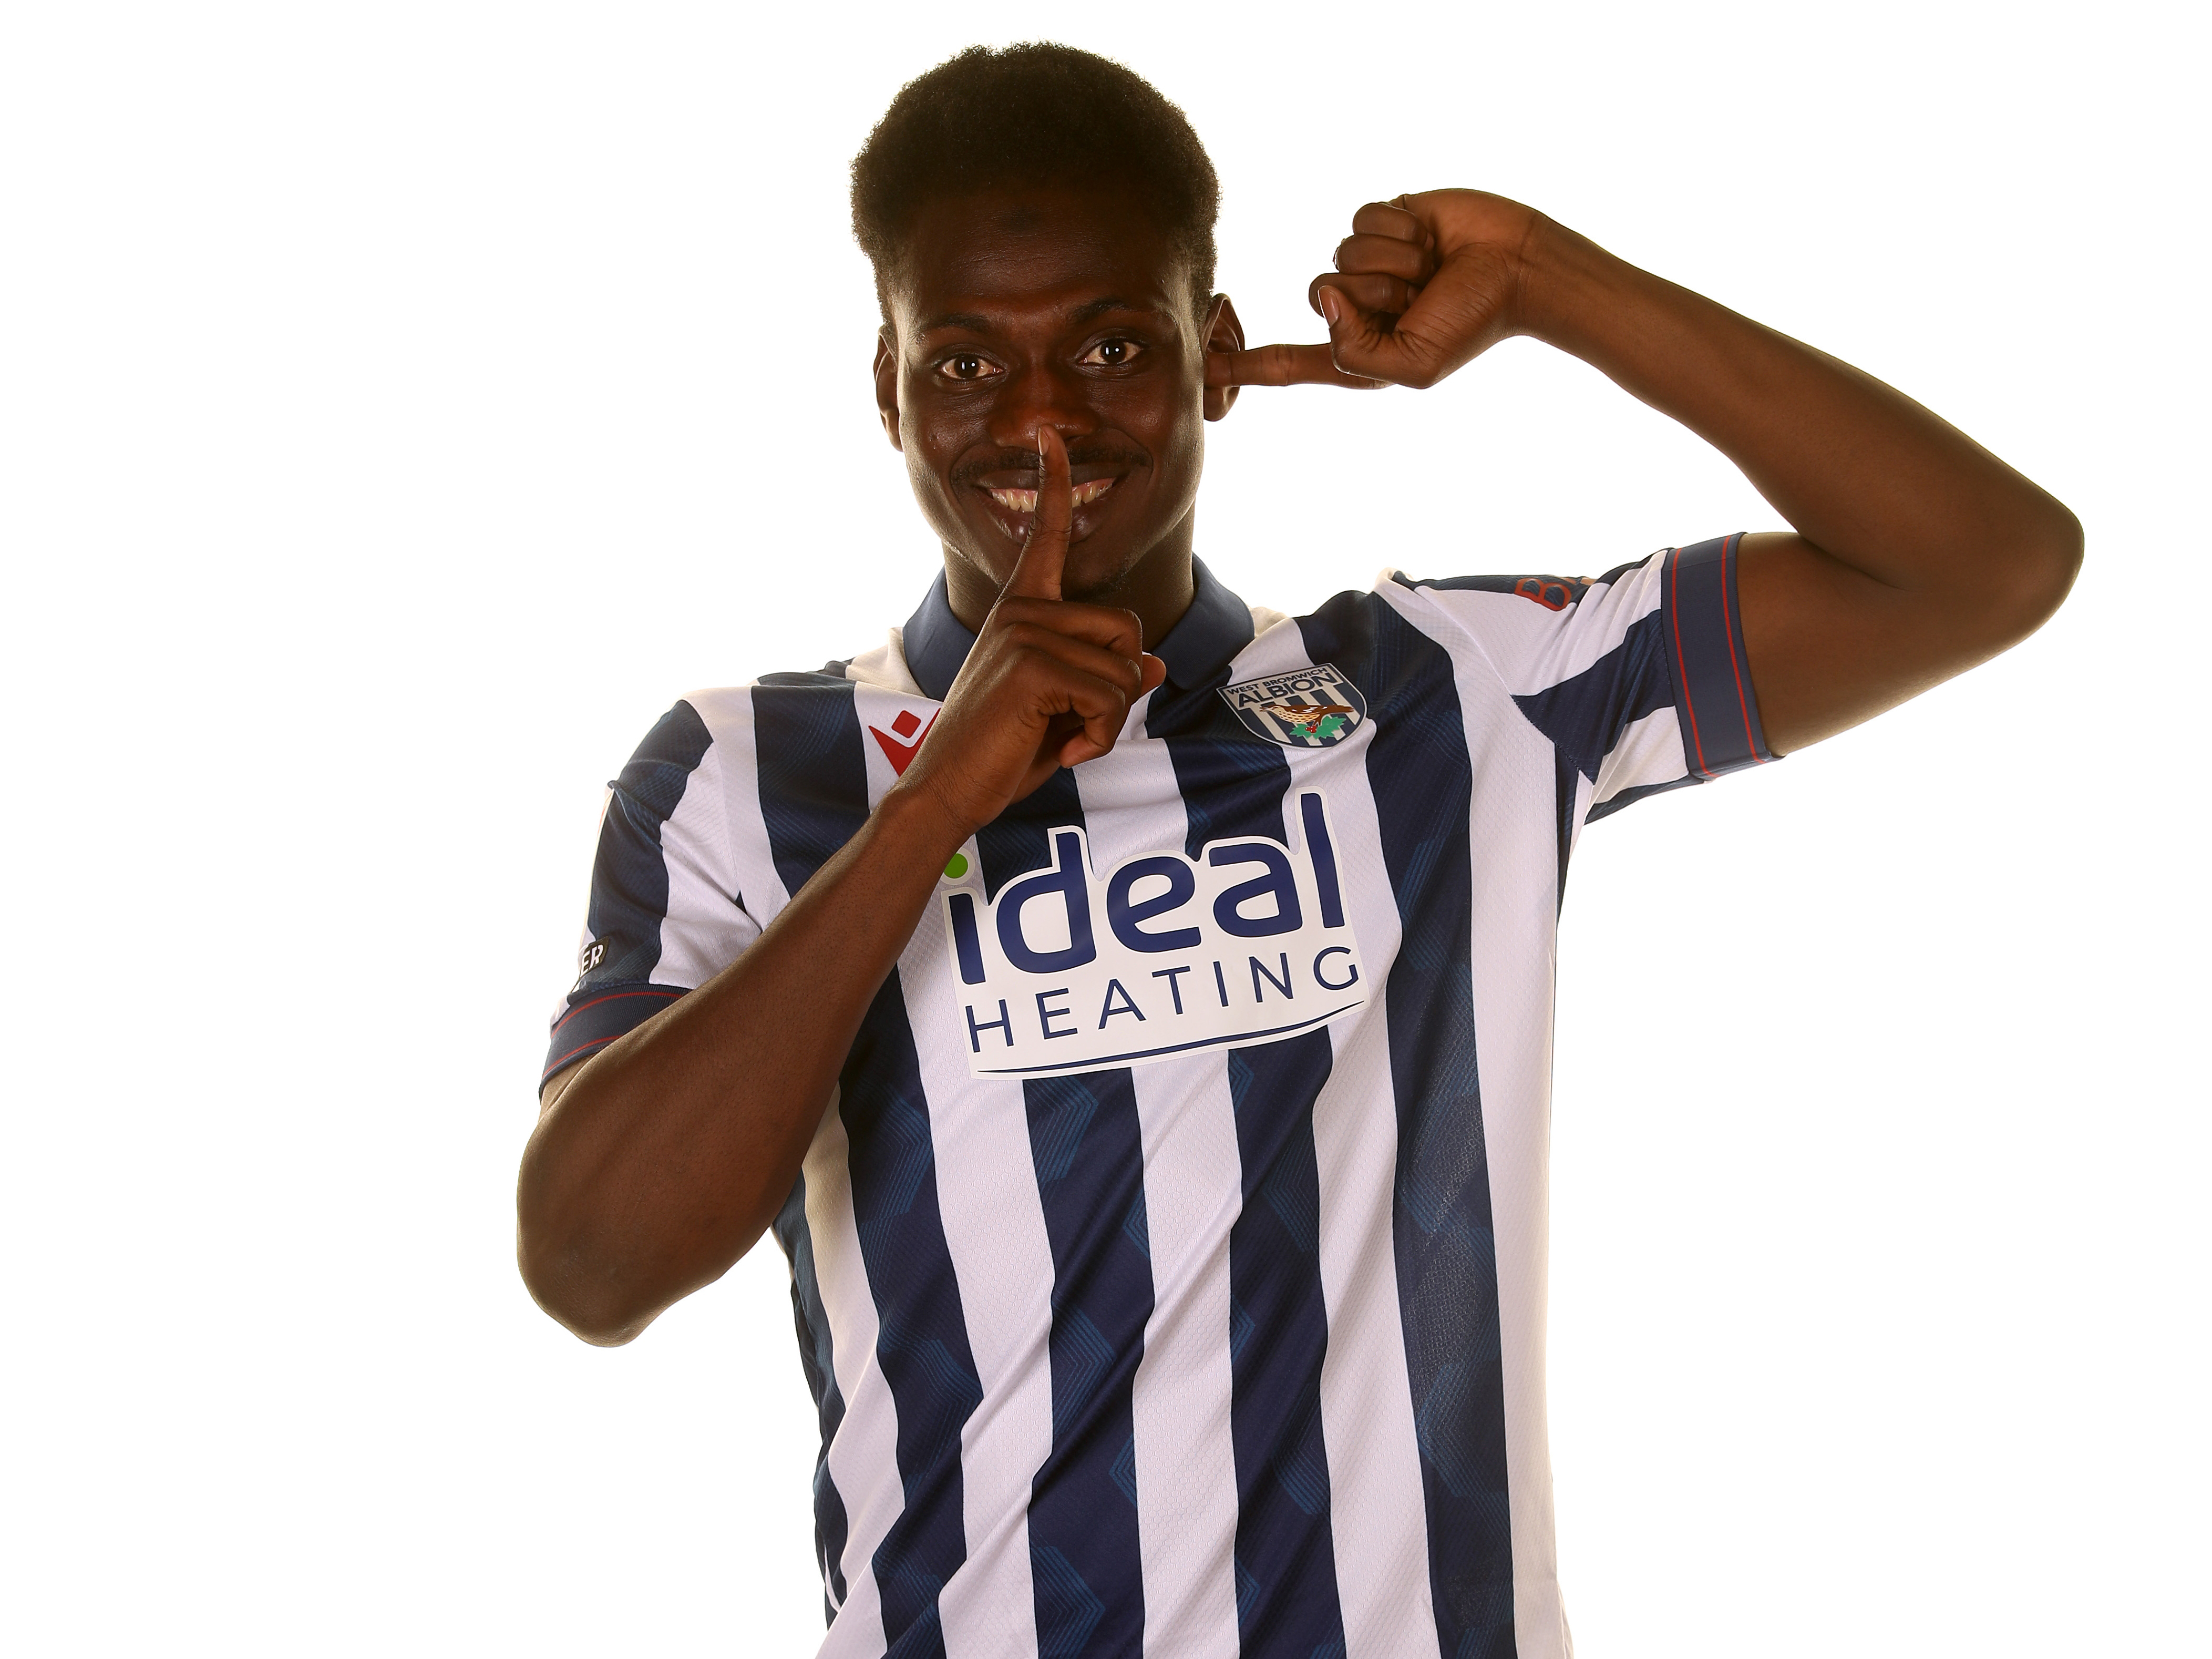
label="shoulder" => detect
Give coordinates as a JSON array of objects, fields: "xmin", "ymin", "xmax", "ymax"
[
  {"xmin": 1372, "ymin": 555, "xmax": 1668, "ymax": 686},
  {"xmin": 1381, "ymin": 554, "xmax": 1660, "ymax": 622},
  {"xmin": 639, "ymin": 621, "xmax": 915, "ymax": 755}
]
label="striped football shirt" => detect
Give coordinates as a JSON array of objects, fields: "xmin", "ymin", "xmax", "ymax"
[{"xmin": 544, "ymin": 538, "xmax": 1773, "ymax": 1659}]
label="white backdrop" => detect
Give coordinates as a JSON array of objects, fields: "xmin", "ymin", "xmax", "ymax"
[{"xmin": 4, "ymin": 3, "xmax": 2204, "ymax": 1654}]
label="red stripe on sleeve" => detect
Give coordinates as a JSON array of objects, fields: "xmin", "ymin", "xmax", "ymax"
[
  {"xmin": 1718, "ymin": 531, "xmax": 1766, "ymax": 766},
  {"xmin": 1666, "ymin": 547, "xmax": 1712, "ymax": 776}
]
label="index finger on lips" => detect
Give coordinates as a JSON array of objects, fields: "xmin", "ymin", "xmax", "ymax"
[
  {"xmin": 1203, "ymin": 342, "xmax": 1384, "ymax": 390},
  {"xmin": 1004, "ymin": 426, "xmax": 1073, "ymax": 602}
]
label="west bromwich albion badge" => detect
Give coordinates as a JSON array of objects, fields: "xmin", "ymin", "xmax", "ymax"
[{"xmin": 1218, "ymin": 663, "xmax": 1369, "ymax": 747}]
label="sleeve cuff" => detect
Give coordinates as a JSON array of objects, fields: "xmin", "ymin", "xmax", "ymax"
[
  {"xmin": 541, "ymin": 983, "xmax": 687, "ymax": 1085},
  {"xmin": 1661, "ymin": 534, "xmax": 1775, "ymax": 777}
]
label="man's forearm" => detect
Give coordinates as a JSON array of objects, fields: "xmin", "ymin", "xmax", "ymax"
[
  {"xmin": 1516, "ymin": 217, "xmax": 2080, "ymax": 610},
  {"xmin": 518, "ymin": 428, "xmax": 1160, "ymax": 1345},
  {"xmin": 517, "ymin": 786, "xmax": 963, "ymax": 1345}
]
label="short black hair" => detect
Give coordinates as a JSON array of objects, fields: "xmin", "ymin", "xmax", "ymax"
[{"xmin": 851, "ymin": 43, "xmax": 1220, "ymax": 321}]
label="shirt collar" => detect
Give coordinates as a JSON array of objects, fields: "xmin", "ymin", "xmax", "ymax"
[{"xmin": 900, "ymin": 557, "xmax": 1257, "ymax": 702}]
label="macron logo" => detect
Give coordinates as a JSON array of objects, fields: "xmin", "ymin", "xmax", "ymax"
[
  {"xmin": 941, "ymin": 790, "xmax": 1367, "ymax": 1079},
  {"xmin": 869, "ymin": 708, "xmax": 937, "ymax": 776}
]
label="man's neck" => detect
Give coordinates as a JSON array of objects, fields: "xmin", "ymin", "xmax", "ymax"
[{"xmin": 942, "ymin": 530, "xmax": 1197, "ymax": 652}]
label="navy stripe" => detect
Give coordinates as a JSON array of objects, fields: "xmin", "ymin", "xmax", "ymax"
[
  {"xmin": 572, "ymin": 700, "xmax": 714, "ymax": 987},
  {"xmin": 1510, "ymin": 611, "xmax": 1673, "ymax": 782},
  {"xmin": 543, "ymin": 699, "xmax": 715, "ymax": 1080},
  {"xmin": 540, "ymin": 983, "xmax": 684, "ymax": 1083},
  {"xmin": 1146, "ymin": 664, "xmax": 1289, "ymax": 855},
  {"xmin": 975, "ymin": 766, "xmax": 1084, "ymax": 900},
  {"xmin": 1224, "ymin": 1033, "xmax": 1345, "ymax": 1658},
  {"xmin": 1022, "ymin": 1070, "xmax": 1151, "ymax": 1657},
  {"xmin": 1300, "ymin": 591, "xmax": 1518, "ymax": 1659},
  {"xmin": 1153, "ymin": 681, "xmax": 1348, "ymax": 1658},
  {"xmin": 843, "ymin": 974, "xmax": 978, "ymax": 1658},
  {"xmin": 771, "ymin": 1172, "xmax": 851, "ymax": 1618},
  {"xmin": 754, "ymin": 671, "xmax": 874, "ymax": 902},
  {"xmin": 972, "ymin": 770, "xmax": 1155, "ymax": 1657},
  {"xmin": 754, "ymin": 678, "xmax": 976, "ymax": 1658},
  {"xmin": 1552, "ymin": 750, "xmax": 1579, "ymax": 917},
  {"xmin": 1662, "ymin": 535, "xmax": 1772, "ymax": 776}
]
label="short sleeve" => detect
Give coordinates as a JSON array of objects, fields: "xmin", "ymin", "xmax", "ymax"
[
  {"xmin": 541, "ymin": 699, "xmax": 762, "ymax": 1086},
  {"xmin": 1395, "ymin": 534, "xmax": 1776, "ymax": 821}
]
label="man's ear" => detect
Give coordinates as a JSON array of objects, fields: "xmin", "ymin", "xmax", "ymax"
[
  {"xmin": 1202, "ymin": 294, "xmax": 1244, "ymax": 423},
  {"xmin": 873, "ymin": 327, "xmax": 902, "ymax": 452}
]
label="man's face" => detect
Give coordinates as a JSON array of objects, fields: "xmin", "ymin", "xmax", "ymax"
[{"xmin": 874, "ymin": 185, "xmax": 1240, "ymax": 620}]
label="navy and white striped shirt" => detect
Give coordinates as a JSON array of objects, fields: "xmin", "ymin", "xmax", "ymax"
[{"xmin": 546, "ymin": 539, "xmax": 1772, "ymax": 1659}]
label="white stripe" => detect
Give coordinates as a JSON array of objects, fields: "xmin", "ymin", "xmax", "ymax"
[
  {"xmin": 1594, "ymin": 704, "xmax": 1690, "ymax": 804},
  {"xmin": 1377, "ymin": 580, "xmax": 1573, "ymax": 1659},
  {"xmin": 807, "ymin": 1092, "xmax": 901, "ymax": 1659},
  {"xmin": 859, "ymin": 680, "xmax": 1054, "ymax": 1659},
  {"xmin": 650, "ymin": 716, "xmax": 761, "ymax": 989},
  {"xmin": 1244, "ymin": 621, "xmax": 1443, "ymax": 1659},
  {"xmin": 707, "ymin": 684, "xmax": 898, "ymax": 1656},
  {"xmin": 552, "ymin": 787, "xmax": 616, "ymax": 1031},
  {"xmin": 846, "ymin": 629, "xmax": 925, "ymax": 695},
  {"xmin": 1076, "ymin": 704, "xmax": 1243, "ymax": 1659},
  {"xmin": 688, "ymin": 682, "xmax": 791, "ymax": 922},
  {"xmin": 1390, "ymin": 554, "xmax": 1666, "ymax": 698}
]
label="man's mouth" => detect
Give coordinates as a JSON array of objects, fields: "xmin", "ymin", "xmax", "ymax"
[{"xmin": 985, "ymin": 476, "xmax": 1119, "ymax": 514}]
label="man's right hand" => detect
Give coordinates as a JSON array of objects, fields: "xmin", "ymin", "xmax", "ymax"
[
  {"xmin": 519, "ymin": 428, "xmax": 1168, "ymax": 1346},
  {"xmin": 894, "ymin": 426, "xmax": 1167, "ymax": 846}
]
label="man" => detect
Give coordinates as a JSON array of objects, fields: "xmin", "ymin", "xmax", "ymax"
[{"xmin": 517, "ymin": 41, "xmax": 2079, "ymax": 1659}]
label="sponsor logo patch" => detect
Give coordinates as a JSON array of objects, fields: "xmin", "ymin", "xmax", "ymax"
[
  {"xmin": 1218, "ymin": 663, "xmax": 1368, "ymax": 748},
  {"xmin": 942, "ymin": 790, "xmax": 1366, "ymax": 1078},
  {"xmin": 868, "ymin": 707, "xmax": 937, "ymax": 776},
  {"xmin": 1510, "ymin": 576, "xmax": 1584, "ymax": 611},
  {"xmin": 571, "ymin": 937, "xmax": 610, "ymax": 994}
]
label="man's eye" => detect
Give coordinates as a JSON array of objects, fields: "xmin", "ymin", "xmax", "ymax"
[
  {"xmin": 1079, "ymin": 338, "xmax": 1144, "ymax": 367},
  {"xmin": 937, "ymin": 353, "xmax": 1000, "ymax": 383}
]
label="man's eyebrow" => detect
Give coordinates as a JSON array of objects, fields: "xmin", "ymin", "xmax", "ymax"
[
  {"xmin": 914, "ymin": 298, "xmax": 1162, "ymax": 334},
  {"xmin": 1066, "ymin": 296, "xmax": 1155, "ymax": 323}
]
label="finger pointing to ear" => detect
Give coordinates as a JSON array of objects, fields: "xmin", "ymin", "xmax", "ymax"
[
  {"xmin": 1203, "ymin": 342, "xmax": 1386, "ymax": 390},
  {"xmin": 1314, "ymin": 283, "xmax": 1427, "ymax": 386}
]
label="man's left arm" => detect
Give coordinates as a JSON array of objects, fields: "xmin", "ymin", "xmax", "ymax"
[{"xmin": 1211, "ymin": 191, "xmax": 2083, "ymax": 753}]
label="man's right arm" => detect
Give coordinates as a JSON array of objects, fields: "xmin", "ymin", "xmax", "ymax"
[{"xmin": 517, "ymin": 430, "xmax": 1161, "ymax": 1345}]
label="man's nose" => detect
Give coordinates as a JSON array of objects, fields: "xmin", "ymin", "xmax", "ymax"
[{"xmin": 988, "ymin": 359, "xmax": 1095, "ymax": 450}]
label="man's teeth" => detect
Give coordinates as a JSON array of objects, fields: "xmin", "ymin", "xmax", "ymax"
[{"xmin": 987, "ymin": 478, "xmax": 1116, "ymax": 513}]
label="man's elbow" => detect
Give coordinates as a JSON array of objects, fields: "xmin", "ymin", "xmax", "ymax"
[
  {"xmin": 515, "ymin": 1218, "xmax": 659, "ymax": 1347},
  {"xmin": 1976, "ymin": 498, "xmax": 2084, "ymax": 649},
  {"xmin": 2017, "ymin": 500, "xmax": 2079, "ymax": 637}
]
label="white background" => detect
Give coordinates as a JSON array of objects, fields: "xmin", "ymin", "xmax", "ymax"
[{"xmin": 4, "ymin": 2, "xmax": 2204, "ymax": 1654}]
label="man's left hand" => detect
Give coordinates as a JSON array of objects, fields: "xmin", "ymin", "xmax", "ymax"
[{"xmin": 1205, "ymin": 189, "xmax": 1545, "ymax": 392}]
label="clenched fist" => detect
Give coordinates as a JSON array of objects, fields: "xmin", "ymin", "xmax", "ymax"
[{"xmin": 1206, "ymin": 189, "xmax": 1549, "ymax": 393}]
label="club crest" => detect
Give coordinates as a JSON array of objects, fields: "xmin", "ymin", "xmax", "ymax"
[{"xmin": 1218, "ymin": 664, "xmax": 1369, "ymax": 748}]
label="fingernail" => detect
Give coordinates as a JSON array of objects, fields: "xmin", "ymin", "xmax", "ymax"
[{"xmin": 1319, "ymin": 289, "xmax": 1342, "ymax": 326}]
